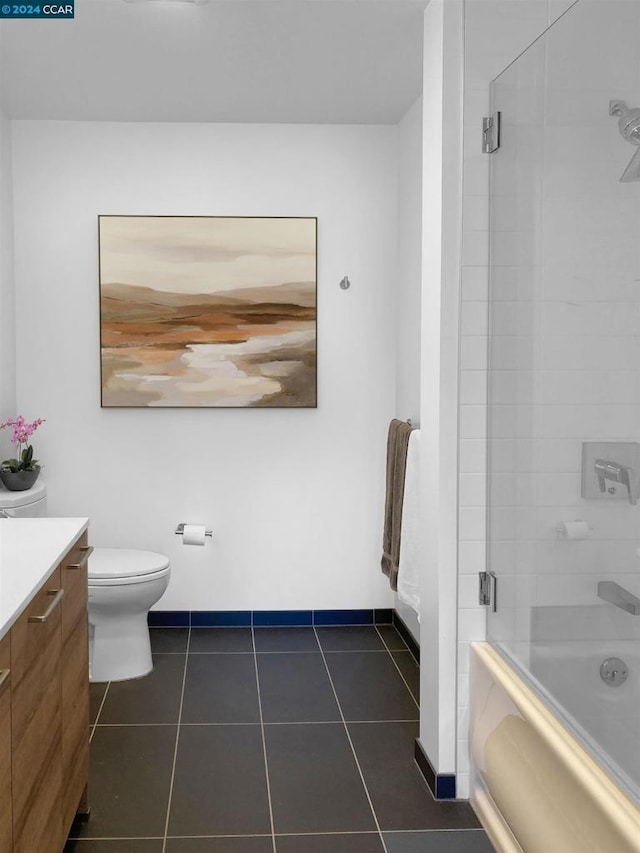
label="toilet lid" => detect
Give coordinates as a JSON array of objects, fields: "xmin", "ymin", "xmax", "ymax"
[{"xmin": 89, "ymin": 548, "xmax": 170, "ymax": 580}]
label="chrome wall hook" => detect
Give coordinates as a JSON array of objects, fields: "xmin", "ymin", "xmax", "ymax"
[{"xmin": 339, "ymin": 276, "xmax": 351, "ymax": 290}]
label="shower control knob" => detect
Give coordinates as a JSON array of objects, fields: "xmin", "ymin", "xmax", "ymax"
[{"xmin": 600, "ymin": 657, "xmax": 629, "ymax": 687}]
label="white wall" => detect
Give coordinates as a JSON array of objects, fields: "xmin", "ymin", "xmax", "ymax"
[
  {"xmin": 395, "ymin": 95, "xmax": 423, "ymax": 640},
  {"xmin": 11, "ymin": 120, "xmax": 398, "ymax": 612},
  {"xmin": 418, "ymin": 0, "xmax": 464, "ymax": 777},
  {"xmin": 0, "ymin": 106, "xmax": 16, "ymax": 417},
  {"xmin": 396, "ymin": 96, "xmax": 423, "ymax": 424}
]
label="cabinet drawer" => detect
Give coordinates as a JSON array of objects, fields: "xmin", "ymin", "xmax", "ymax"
[
  {"xmin": 61, "ymin": 532, "xmax": 91, "ymax": 836},
  {"xmin": 62, "ymin": 532, "xmax": 92, "ymax": 639},
  {"xmin": 11, "ymin": 567, "xmax": 63, "ymax": 853}
]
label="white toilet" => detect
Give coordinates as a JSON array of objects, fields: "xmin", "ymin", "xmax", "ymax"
[
  {"xmin": 0, "ymin": 481, "xmax": 171, "ymax": 682},
  {"xmin": 88, "ymin": 549, "xmax": 170, "ymax": 682}
]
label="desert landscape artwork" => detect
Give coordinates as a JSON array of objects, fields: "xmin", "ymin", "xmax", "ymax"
[{"xmin": 98, "ymin": 216, "xmax": 317, "ymax": 407}]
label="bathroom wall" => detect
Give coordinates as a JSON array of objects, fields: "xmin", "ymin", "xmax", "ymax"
[
  {"xmin": 455, "ymin": 0, "xmax": 577, "ymax": 799},
  {"xmin": 395, "ymin": 95, "xmax": 423, "ymax": 641},
  {"xmin": 396, "ymin": 95, "xmax": 423, "ymax": 425},
  {"xmin": 418, "ymin": 0, "xmax": 463, "ymax": 778},
  {"xmin": 0, "ymin": 105, "xmax": 15, "ymax": 417},
  {"xmin": 10, "ymin": 120, "xmax": 398, "ymax": 612}
]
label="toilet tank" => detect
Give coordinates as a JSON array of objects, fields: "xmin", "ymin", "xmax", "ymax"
[{"xmin": 0, "ymin": 481, "xmax": 47, "ymax": 517}]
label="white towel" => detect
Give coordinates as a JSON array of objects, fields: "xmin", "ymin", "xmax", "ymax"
[{"xmin": 397, "ymin": 429, "xmax": 420, "ymax": 618}]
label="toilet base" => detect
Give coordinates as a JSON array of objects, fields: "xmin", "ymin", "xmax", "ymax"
[{"xmin": 89, "ymin": 612, "xmax": 154, "ymax": 682}]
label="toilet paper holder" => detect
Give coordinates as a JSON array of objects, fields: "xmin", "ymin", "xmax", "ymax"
[{"xmin": 175, "ymin": 523, "xmax": 213, "ymax": 538}]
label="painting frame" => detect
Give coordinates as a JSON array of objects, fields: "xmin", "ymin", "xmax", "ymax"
[{"xmin": 98, "ymin": 215, "xmax": 318, "ymax": 409}]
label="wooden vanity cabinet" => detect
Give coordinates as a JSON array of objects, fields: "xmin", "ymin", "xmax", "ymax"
[
  {"xmin": 0, "ymin": 632, "xmax": 12, "ymax": 852},
  {"xmin": 11, "ymin": 567, "xmax": 64, "ymax": 853},
  {"xmin": 5, "ymin": 527, "xmax": 91, "ymax": 853}
]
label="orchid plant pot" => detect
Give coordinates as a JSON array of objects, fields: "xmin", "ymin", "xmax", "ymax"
[{"xmin": 0, "ymin": 466, "xmax": 41, "ymax": 492}]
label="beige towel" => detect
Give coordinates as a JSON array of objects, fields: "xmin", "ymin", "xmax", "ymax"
[{"xmin": 381, "ymin": 418, "xmax": 413, "ymax": 590}]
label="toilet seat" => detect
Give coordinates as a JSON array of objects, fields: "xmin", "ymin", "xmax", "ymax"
[{"xmin": 89, "ymin": 548, "xmax": 171, "ymax": 587}]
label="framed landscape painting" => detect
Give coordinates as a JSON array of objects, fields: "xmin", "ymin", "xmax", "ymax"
[{"xmin": 98, "ymin": 215, "xmax": 317, "ymax": 407}]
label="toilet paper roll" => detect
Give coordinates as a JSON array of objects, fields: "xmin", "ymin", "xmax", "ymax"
[
  {"xmin": 558, "ymin": 521, "xmax": 590, "ymax": 540},
  {"xmin": 182, "ymin": 524, "xmax": 207, "ymax": 546}
]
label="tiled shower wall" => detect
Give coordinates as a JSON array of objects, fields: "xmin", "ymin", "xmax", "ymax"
[{"xmin": 456, "ymin": 0, "xmax": 577, "ymax": 799}]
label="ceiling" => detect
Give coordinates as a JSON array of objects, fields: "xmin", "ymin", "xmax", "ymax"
[{"xmin": 0, "ymin": 0, "xmax": 426, "ymax": 124}]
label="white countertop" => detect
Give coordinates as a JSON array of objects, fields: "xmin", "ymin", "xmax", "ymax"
[{"xmin": 0, "ymin": 517, "xmax": 89, "ymax": 641}]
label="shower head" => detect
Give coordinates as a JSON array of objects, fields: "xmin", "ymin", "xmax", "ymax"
[
  {"xmin": 610, "ymin": 100, "xmax": 640, "ymax": 182},
  {"xmin": 611, "ymin": 100, "xmax": 640, "ymax": 144}
]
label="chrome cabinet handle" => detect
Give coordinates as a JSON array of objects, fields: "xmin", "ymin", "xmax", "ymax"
[
  {"xmin": 28, "ymin": 589, "xmax": 64, "ymax": 623},
  {"xmin": 0, "ymin": 670, "xmax": 9, "ymax": 690},
  {"xmin": 67, "ymin": 545, "xmax": 94, "ymax": 570}
]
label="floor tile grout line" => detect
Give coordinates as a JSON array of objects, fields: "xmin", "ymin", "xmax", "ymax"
[
  {"xmin": 70, "ymin": 828, "xmax": 489, "ymax": 842},
  {"xmin": 92, "ymin": 718, "xmax": 420, "ymax": 728},
  {"xmin": 90, "ymin": 681, "xmax": 111, "ymax": 743},
  {"xmin": 251, "ymin": 625, "xmax": 278, "ymax": 853},
  {"xmin": 313, "ymin": 626, "xmax": 390, "ymax": 853},
  {"xmin": 374, "ymin": 626, "xmax": 420, "ymax": 712},
  {"xmin": 161, "ymin": 626, "xmax": 191, "ymax": 853}
]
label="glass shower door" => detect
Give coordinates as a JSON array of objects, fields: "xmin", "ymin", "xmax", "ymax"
[{"xmin": 486, "ymin": 0, "xmax": 640, "ymax": 804}]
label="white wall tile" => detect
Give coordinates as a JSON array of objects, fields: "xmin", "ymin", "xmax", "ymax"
[
  {"xmin": 542, "ymin": 303, "xmax": 640, "ymax": 338},
  {"xmin": 462, "ymin": 229, "xmax": 490, "ymax": 267},
  {"xmin": 459, "ymin": 472, "xmax": 487, "ymax": 506},
  {"xmin": 462, "ymin": 148, "xmax": 490, "ymax": 196},
  {"xmin": 456, "ymin": 772, "xmax": 470, "ymax": 799},
  {"xmin": 458, "ymin": 641, "xmax": 471, "ymax": 675},
  {"xmin": 458, "ymin": 572, "xmax": 481, "ymax": 608},
  {"xmin": 456, "ymin": 739, "xmax": 470, "ymax": 773},
  {"xmin": 461, "ymin": 266, "xmax": 489, "ymax": 302},
  {"xmin": 459, "ymin": 506, "xmax": 487, "ymax": 541},
  {"xmin": 460, "ymin": 370, "xmax": 488, "ymax": 405},
  {"xmin": 457, "ymin": 670, "xmax": 471, "ymax": 706},
  {"xmin": 461, "ymin": 301, "xmax": 489, "ymax": 336},
  {"xmin": 463, "ymin": 86, "xmax": 490, "ymax": 130},
  {"xmin": 460, "ymin": 336, "xmax": 488, "ymax": 370},
  {"xmin": 459, "ymin": 404, "xmax": 487, "ymax": 439},
  {"xmin": 464, "ymin": 0, "xmax": 550, "ymax": 84},
  {"xmin": 462, "ymin": 195, "xmax": 489, "ymax": 232},
  {"xmin": 458, "ymin": 540, "xmax": 486, "ymax": 575},
  {"xmin": 541, "ymin": 270, "xmax": 640, "ymax": 304},
  {"xmin": 490, "ymin": 300, "xmax": 540, "ymax": 336},
  {"xmin": 459, "ymin": 439, "xmax": 487, "ymax": 473},
  {"xmin": 458, "ymin": 607, "xmax": 487, "ymax": 643},
  {"xmin": 545, "ymin": 1, "xmax": 640, "ymax": 91},
  {"xmin": 548, "ymin": 1, "xmax": 578, "ymax": 27},
  {"xmin": 541, "ymin": 336, "xmax": 640, "ymax": 370}
]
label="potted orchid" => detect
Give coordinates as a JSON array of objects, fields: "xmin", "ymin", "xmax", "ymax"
[{"xmin": 0, "ymin": 416, "xmax": 46, "ymax": 491}]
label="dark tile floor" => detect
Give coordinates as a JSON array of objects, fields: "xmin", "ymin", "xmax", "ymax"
[{"xmin": 66, "ymin": 624, "xmax": 494, "ymax": 853}]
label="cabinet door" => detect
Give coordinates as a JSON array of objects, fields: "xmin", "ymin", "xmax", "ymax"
[
  {"xmin": 11, "ymin": 567, "xmax": 63, "ymax": 853},
  {"xmin": 61, "ymin": 533, "xmax": 91, "ymax": 836},
  {"xmin": 0, "ymin": 632, "xmax": 12, "ymax": 851}
]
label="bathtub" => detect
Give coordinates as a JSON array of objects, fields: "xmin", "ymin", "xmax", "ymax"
[
  {"xmin": 470, "ymin": 642, "xmax": 640, "ymax": 853},
  {"xmin": 530, "ymin": 640, "xmax": 640, "ymax": 800}
]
